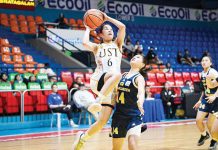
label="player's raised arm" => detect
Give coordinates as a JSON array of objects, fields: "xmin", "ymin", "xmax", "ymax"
[
  {"xmin": 82, "ymin": 25, "xmax": 98, "ymax": 54},
  {"xmin": 104, "ymin": 13, "xmax": 126, "ymax": 49}
]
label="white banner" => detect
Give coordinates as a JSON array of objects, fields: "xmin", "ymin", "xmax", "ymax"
[
  {"xmin": 46, "ymin": 29, "xmax": 85, "ymax": 51},
  {"xmin": 42, "ymin": 0, "xmax": 218, "ymax": 22}
]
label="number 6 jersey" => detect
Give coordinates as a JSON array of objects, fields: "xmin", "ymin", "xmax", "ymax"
[{"xmin": 95, "ymin": 42, "xmax": 122, "ymax": 73}]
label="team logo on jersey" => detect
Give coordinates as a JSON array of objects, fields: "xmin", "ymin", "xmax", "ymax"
[
  {"xmin": 120, "ymin": 82, "xmax": 124, "ymax": 86},
  {"xmin": 125, "ymin": 81, "xmax": 131, "ymax": 87}
]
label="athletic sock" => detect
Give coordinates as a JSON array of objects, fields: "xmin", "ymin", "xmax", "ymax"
[
  {"xmin": 81, "ymin": 132, "xmax": 91, "ymax": 141},
  {"xmin": 201, "ymin": 131, "xmax": 207, "ymax": 136}
]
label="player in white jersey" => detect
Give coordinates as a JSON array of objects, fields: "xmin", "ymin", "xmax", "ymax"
[{"xmin": 73, "ymin": 12, "xmax": 125, "ymax": 150}]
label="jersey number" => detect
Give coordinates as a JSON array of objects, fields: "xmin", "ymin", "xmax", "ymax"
[
  {"xmin": 117, "ymin": 92, "xmax": 125, "ymax": 104},
  {"xmin": 112, "ymin": 127, "xmax": 118, "ymax": 135},
  {"xmin": 108, "ymin": 58, "xmax": 112, "ymax": 66}
]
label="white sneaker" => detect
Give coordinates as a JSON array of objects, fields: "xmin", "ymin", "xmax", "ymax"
[{"xmin": 88, "ymin": 103, "xmax": 102, "ymax": 114}]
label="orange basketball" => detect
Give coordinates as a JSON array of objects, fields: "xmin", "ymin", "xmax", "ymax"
[{"xmin": 84, "ymin": 9, "xmax": 104, "ymax": 30}]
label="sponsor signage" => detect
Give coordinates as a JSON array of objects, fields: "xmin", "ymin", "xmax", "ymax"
[
  {"xmin": 43, "ymin": 0, "xmax": 218, "ymax": 22},
  {"xmin": 0, "ymin": 0, "xmax": 35, "ymax": 10}
]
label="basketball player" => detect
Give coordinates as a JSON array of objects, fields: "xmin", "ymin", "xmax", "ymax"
[
  {"xmin": 72, "ymin": 12, "xmax": 125, "ymax": 150},
  {"xmin": 193, "ymin": 56, "xmax": 218, "ymax": 150},
  {"xmin": 111, "ymin": 54, "xmax": 147, "ymax": 150}
]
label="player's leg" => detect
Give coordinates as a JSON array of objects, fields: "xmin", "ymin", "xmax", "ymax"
[
  {"xmin": 112, "ymin": 138, "xmax": 125, "ymax": 150},
  {"xmin": 207, "ymin": 113, "xmax": 216, "ymax": 133},
  {"xmin": 127, "ymin": 124, "xmax": 142, "ymax": 150},
  {"xmin": 196, "ymin": 110, "xmax": 210, "ymax": 146},
  {"xmin": 208, "ymin": 114, "xmax": 217, "ymax": 150},
  {"xmin": 128, "ymin": 135, "xmax": 139, "ymax": 150},
  {"xmin": 72, "ymin": 106, "xmax": 113, "ymax": 150},
  {"xmin": 99, "ymin": 72, "xmax": 121, "ymax": 100}
]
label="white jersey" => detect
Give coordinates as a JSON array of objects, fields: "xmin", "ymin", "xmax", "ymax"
[{"xmin": 94, "ymin": 42, "xmax": 122, "ymax": 73}]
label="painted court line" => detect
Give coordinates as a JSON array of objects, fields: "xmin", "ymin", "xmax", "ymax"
[{"xmin": 0, "ymin": 119, "xmax": 196, "ymax": 142}]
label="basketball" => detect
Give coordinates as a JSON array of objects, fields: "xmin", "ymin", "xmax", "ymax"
[{"xmin": 83, "ymin": 9, "xmax": 104, "ymax": 30}]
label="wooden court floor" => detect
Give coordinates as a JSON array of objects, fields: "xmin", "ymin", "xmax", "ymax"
[{"xmin": 0, "ymin": 122, "xmax": 213, "ymax": 150}]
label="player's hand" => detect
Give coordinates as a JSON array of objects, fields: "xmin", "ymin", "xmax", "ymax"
[
  {"xmin": 83, "ymin": 22, "xmax": 93, "ymax": 31},
  {"xmin": 167, "ymin": 102, "xmax": 171, "ymax": 106},
  {"xmin": 102, "ymin": 12, "xmax": 108, "ymax": 22},
  {"xmin": 206, "ymin": 95, "xmax": 216, "ymax": 103},
  {"xmin": 193, "ymin": 101, "xmax": 201, "ymax": 110},
  {"xmin": 137, "ymin": 100, "xmax": 144, "ymax": 115}
]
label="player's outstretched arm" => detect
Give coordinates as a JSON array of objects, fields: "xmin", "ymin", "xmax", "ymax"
[
  {"xmin": 82, "ymin": 25, "xmax": 98, "ymax": 53},
  {"xmin": 136, "ymin": 75, "xmax": 145, "ymax": 115},
  {"xmin": 103, "ymin": 13, "xmax": 126, "ymax": 49}
]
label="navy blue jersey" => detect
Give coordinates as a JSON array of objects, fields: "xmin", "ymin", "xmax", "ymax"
[{"xmin": 113, "ymin": 72, "xmax": 141, "ymax": 118}]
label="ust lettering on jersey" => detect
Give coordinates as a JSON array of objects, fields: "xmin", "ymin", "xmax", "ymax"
[{"xmin": 96, "ymin": 42, "xmax": 122, "ymax": 73}]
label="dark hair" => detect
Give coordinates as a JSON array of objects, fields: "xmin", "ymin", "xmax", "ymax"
[
  {"xmin": 0, "ymin": 73, "xmax": 8, "ymax": 82},
  {"xmin": 51, "ymin": 83, "xmax": 57, "ymax": 88},
  {"xmin": 14, "ymin": 74, "xmax": 21, "ymax": 81},
  {"xmin": 98, "ymin": 23, "xmax": 115, "ymax": 43},
  {"xmin": 98, "ymin": 23, "xmax": 111, "ymax": 33},
  {"xmin": 0, "ymin": 73, "xmax": 7, "ymax": 78},
  {"xmin": 139, "ymin": 55, "xmax": 149, "ymax": 78},
  {"xmin": 44, "ymin": 63, "xmax": 50, "ymax": 68}
]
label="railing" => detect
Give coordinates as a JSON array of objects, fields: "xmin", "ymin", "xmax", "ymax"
[
  {"xmin": 37, "ymin": 23, "xmax": 92, "ymax": 67},
  {"xmin": 0, "ymin": 89, "xmax": 69, "ymax": 123}
]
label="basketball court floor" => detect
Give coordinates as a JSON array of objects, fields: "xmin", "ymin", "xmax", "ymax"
[{"xmin": 0, "ymin": 119, "xmax": 212, "ymax": 150}]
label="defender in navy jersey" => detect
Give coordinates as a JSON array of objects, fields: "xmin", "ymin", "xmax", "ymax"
[
  {"xmin": 111, "ymin": 54, "xmax": 147, "ymax": 150},
  {"xmin": 193, "ymin": 56, "xmax": 218, "ymax": 150}
]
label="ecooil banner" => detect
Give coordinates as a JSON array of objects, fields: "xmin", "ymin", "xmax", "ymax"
[{"xmin": 42, "ymin": 0, "xmax": 218, "ymax": 22}]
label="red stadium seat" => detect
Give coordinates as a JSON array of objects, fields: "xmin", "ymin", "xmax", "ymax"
[
  {"xmin": 13, "ymin": 55, "xmax": 25, "ymax": 64},
  {"xmin": 26, "ymin": 64, "xmax": 35, "ymax": 73},
  {"xmin": 18, "ymin": 15, "xmax": 26, "ymax": 21},
  {"xmin": 35, "ymin": 16, "xmax": 43, "ymax": 24},
  {"xmin": 12, "ymin": 47, "xmax": 24, "ymax": 55},
  {"xmin": 182, "ymin": 72, "xmax": 191, "ymax": 82},
  {"xmin": 0, "ymin": 38, "xmax": 12, "ymax": 47},
  {"xmin": 26, "ymin": 15, "xmax": 34, "ymax": 22},
  {"xmin": 146, "ymin": 81, "xmax": 160, "ymax": 94},
  {"xmin": 14, "ymin": 64, "xmax": 26, "ymax": 74},
  {"xmin": 4, "ymin": 94, "xmax": 19, "ymax": 114},
  {"xmin": 156, "ymin": 72, "xmax": 166, "ymax": 84},
  {"xmin": 61, "ymin": 71, "xmax": 73, "ymax": 89},
  {"xmin": 174, "ymin": 72, "xmax": 183, "ymax": 81},
  {"xmin": 73, "ymin": 72, "xmax": 85, "ymax": 82},
  {"xmin": 0, "ymin": 13, "xmax": 8, "ymax": 20},
  {"xmin": 9, "ymin": 14, "xmax": 17, "ymax": 21},
  {"xmin": 147, "ymin": 72, "xmax": 157, "ymax": 82},
  {"xmin": 24, "ymin": 55, "xmax": 37, "ymax": 64},
  {"xmin": 84, "ymin": 72, "xmax": 92, "ymax": 84},
  {"xmin": 24, "ymin": 94, "xmax": 35, "ymax": 113},
  {"xmin": 165, "ymin": 72, "xmax": 174, "ymax": 82},
  {"xmin": 2, "ymin": 54, "xmax": 14, "ymax": 64},
  {"xmin": 1, "ymin": 47, "xmax": 11, "ymax": 55},
  {"xmin": 191, "ymin": 72, "xmax": 200, "ymax": 82},
  {"xmin": 36, "ymin": 94, "xmax": 48, "ymax": 112}
]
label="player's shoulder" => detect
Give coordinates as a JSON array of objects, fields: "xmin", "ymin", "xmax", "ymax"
[{"xmin": 209, "ymin": 68, "xmax": 218, "ymax": 75}]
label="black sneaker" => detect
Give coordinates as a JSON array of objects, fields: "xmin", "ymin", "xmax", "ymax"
[
  {"xmin": 197, "ymin": 132, "xmax": 210, "ymax": 146},
  {"xmin": 141, "ymin": 123, "xmax": 147, "ymax": 133},
  {"xmin": 209, "ymin": 139, "xmax": 217, "ymax": 150}
]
